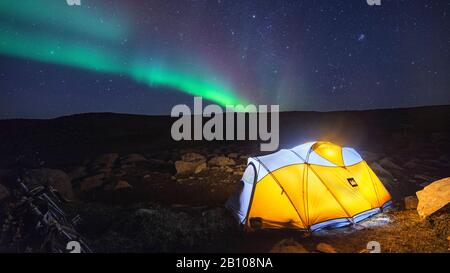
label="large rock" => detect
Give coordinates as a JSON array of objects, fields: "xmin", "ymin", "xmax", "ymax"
[
  {"xmin": 194, "ymin": 162, "xmax": 207, "ymax": 174},
  {"xmin": 270, "ymin": 238, "xmax": 309, "ymax": 253},
  {"xmin": 416, "ymin": 177, "xmax": 450, "ymax": 218},
  {"xmin": 208, "ymin": 156, "xmax": 236, "ymax": 167},
  {"xmin": 404, "ymin": 195, "xmax": 418, "ymax": 210},
  {"xmin": 175, "ymin": 153, "xmax": 206, "ymax": 175},
  {"xmin": 175, "ymin": 161, "xmax": 203, "ymax": 175},
  {"xmin": 0, "ymin": 183, "xmax": 10, "ymax": 201},
  {"xmin": 23, "ymin": 168, "xmax": 74, "ymax": 199}
]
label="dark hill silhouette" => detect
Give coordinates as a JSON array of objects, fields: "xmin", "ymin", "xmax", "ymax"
[{"xmin": 0, "ymin": 105, "xmax": 449, "ymax": 168}]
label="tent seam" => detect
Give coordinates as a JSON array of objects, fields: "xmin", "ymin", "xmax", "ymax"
[
  {"xmin": 254, "ymin": 157, "xmax": 308, "ymax": 229},
  {"xmin": 243, "ymin": 162, "xmax": 259, "ymax": 227},
  {"xmin": 364, "ymin": 161, "xmax": 381, "ymax": 207},
  {"xmin": 307, "ymin": 165, "xmax": 353, "ymax": 219},
  {"xmin": 288, "ymin": 149, "xmax": 310, "ymax": 227}
]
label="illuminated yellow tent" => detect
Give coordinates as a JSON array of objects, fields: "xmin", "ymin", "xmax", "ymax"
[{"xmin": 226, "ymin": 141, "xmax": 392, "ymax": 231}]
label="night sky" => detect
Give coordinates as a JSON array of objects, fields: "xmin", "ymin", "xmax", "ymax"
[{"xmin": 0, "ymin": 0, "xmax": 449, "ymax": 118}]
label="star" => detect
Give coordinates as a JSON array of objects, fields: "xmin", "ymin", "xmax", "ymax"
[{"xmin": 357, "ymin": 34, "xmax": 365, "ymax": 42}]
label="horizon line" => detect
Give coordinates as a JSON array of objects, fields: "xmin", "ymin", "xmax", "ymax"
[{"xmin": 1, "ymin": 103, "xmax": 450, "ymax": 121}]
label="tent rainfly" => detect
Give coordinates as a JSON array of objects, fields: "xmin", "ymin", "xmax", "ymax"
[{"xmin": 226, "ymin": 141, "xmax": 392, "ymax": 231}]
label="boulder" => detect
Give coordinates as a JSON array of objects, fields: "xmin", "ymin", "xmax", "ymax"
[
  {"xmin": 80, "ymin": 173, "xmax": 105, "ymax": 192},
  {"xmin": 316, "ymin": 242, "xmax": 338, "ymax": 253},
  {"xmin": 270, "ymin": 238, "xmax": 309, "ymax": 253},
  {"xmin": 194, "ymin": 162, "xmax": 207, "ymax": 174},
  {"xmin": 182, "ymin": 153, "xmax": 205, "ymax": 162},
  {"xmin": 23, "ymin": 168, "xmax": 74, "ymax": 200},
  {"xmin": 404, "ymin": 195, "xmax": 418, "ymax": 210},
  {"xmin": 0, "ymin": 183, "xmax": 10, "ymax": 201},
  {"xmin": 175, "ymin": 161, "xmax": 203, "ymax": 175},
  {"xmin": 208, "ymin": 156, "xmax": 236, "ymax": 167},
  {"xmin": 416, "ymin": 177, "xmax": 450, "ymax": 218},
  {"xmin": 175, "ymin": 153, "xmax": 206, "ymax": 175}
]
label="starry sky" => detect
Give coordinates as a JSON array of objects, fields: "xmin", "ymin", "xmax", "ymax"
[{"xmin": 0, "ymin": 0, "xmax": 449, "ymax": 118}]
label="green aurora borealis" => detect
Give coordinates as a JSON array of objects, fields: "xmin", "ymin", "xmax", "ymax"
[{"xmin": 0, "ymin": 0, "xmax": 245, "ymax": 106}]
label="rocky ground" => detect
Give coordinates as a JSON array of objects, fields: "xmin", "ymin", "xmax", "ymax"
[
  {"xmin": 0, "ymin": 106, "xmax": 449, "ymax": 252},
  {"xmin": 1, "ymin": 147, "xmax": 449, "ymax": 253}
]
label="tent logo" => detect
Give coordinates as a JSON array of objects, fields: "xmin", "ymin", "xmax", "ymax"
[
  {"xmin": 347, "ymin": 177, "xmax": 358, "ymax": 187},
  {"xmin": 171, "ymin": 97, "xmax": 279, "ymax": 151}
]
